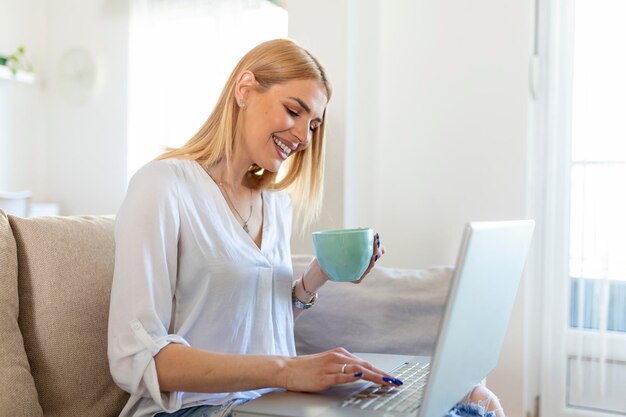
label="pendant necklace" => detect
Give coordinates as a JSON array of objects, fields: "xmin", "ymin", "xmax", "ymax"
[
  {"xmin": 220, "ymin": 184, "xmax": 253, "ymax": 233},
  {"xmin": 206, "ymin": 169, "xmax": 253, "ymax": 233}
]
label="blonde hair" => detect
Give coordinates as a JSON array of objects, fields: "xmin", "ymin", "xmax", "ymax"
[{"xmin": 158, "ymin": 38, "xmax": 331, "ymax": 230}]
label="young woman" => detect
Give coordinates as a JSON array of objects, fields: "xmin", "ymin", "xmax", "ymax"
[{"xmin": 108, "ymin": 39, "xmax": 504, "ymax": 417}]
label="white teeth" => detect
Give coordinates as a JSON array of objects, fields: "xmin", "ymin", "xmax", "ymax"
[{"xmin": 273, "ymin": 136, "xmax": 292, "ymax": 155}]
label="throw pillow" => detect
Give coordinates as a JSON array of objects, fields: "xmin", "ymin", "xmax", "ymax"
[
  {"xmin": 0, "ymin": 210, "xmax": 43, "ymax": 416},
  {"xmin": 292, "ymin": 254, "xmax": 453, "ymax": 356},
  {"xmin": 10, "ymin": 215, "xmax": 128, "ymax": 417}
]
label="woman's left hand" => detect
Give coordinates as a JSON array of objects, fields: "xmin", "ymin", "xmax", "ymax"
[
  {"xmin": 351, "ymin": 231, "xmax": 385, "ymax": 284},
  {"xmin": 302, "ymin": 232, "xmax": 385, "ymax": 294}
]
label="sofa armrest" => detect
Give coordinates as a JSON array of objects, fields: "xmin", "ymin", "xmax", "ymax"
[{"xmin": 292, "ymin": 255, "xmax": 453, "ymax": 357}]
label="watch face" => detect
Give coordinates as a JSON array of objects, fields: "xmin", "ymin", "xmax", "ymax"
[{"xmin": 57, "ymin": 48, "xmax": 97, "ymax": 104}]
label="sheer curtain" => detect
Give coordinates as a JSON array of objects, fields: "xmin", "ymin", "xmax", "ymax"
[
  {"xmin": 540, "ymin": 0, "xmax": 626, "ymax": 415},
  {"xmin": 568, "ymin": 1, "xmax": 626, "ymax": 412},
  {"xmin": 126, "ymin": 0, "xmax": 287, "ymax": 179}
]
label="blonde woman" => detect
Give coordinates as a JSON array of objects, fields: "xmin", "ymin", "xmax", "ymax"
[{"xmin": 108, "ymin": 39, "xmax": 504, "ymax": 417}]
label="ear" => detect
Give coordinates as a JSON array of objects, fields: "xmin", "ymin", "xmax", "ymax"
[{"xmin": 234, "ymin": 70, "xmax": 258, "ymax": 106}]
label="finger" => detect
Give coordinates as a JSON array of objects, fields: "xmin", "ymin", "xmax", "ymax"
[
  {"xmin": 331, "ymin": 370, "xmax": 367, "ymax": 386},
  {"xmin": 375, "ymin": 233, "xmax": 385, "ymax": 256},
  {"xmin": 334, "ymin": 362, "xmax": 359, "ymax": 375},
  {"xmin": 350, "ymin": 364, "xmax": 403, "ymax": 387},
  {"xmin": 328, "ymin": 362, "xmax": 398, "ymax": 388},
  {"xmin": 335, "ymin": 352, "xmax": 394, "ymax": 380},
  {"xmin": 373, "ymin": 233, "xmax": 380, "ymax": 257},
  {"xmin": 372, "ymin": 233, "xmax": 383, "ymax": 263},
  {"xmin": 365, "ymin": 235, "xmax": 383, "ymax": 271},
  {"xmin": 352, "ymin": 359, "xmax": 395, "ymax": 379}
]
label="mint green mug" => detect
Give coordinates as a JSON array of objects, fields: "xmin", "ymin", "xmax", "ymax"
[{"xmin": 312, "ymin": 228, "xmax": 374, "ymax": 282}]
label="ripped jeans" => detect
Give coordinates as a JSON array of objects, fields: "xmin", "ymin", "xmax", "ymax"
[
  {"xmin": 155, "ymin": 386, "xmax": 504, "ymax": 417},
  {"xmin": 447, "ymin": 387, "xmax": 503, "ymax": 417}
]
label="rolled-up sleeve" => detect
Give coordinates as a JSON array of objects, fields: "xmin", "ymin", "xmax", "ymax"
[{"xmin": 108, "ymin": 161, "xmax": 188, "ymax": 411}]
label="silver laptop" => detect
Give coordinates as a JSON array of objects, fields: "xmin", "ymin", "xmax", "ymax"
[{"xmin": 234, "ymin": 220, "xmax": 535, "ymax": 417}]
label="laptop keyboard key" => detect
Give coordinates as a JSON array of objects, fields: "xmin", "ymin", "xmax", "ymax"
[{"xmin": 340, "ymin": 362, "xmax": 430, "ymax": 412}]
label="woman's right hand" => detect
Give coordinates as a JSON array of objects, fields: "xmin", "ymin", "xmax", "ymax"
[{"xmin": 279, "ymin": 347, "xmax": 403, "ymax": 392}]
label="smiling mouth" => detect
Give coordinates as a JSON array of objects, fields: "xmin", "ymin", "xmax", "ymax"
[{"xmin": 272, "ymin": 135, "xmax": 294, "ymax": 158}]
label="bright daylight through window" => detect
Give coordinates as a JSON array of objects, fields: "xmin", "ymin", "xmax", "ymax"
[
  {"xmin": 126, "ymin": 0, "xmax": 287, "ymax": 180},
  {"xmin": 539, "ymin": 0, "xmax": 626, "ymax": 416},
  {"xmin": 567, "ymin": 0, "xmax": 626, "ymax": 336},
  {"xmin": 560, "ymin": 0, "xmax": 626, "ymax": 415}
]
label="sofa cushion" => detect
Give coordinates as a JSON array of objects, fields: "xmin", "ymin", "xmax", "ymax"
[
  {"xmin": 292, "ymin": 255, "xmax": 452, "ymax": 356},
  {"xmin": 0, "ymin": 211, "xmax": 44, "ymax": 416},
  {"xmin": 9, "ymin": 215, "xmax": 128, "ymax": 417}
]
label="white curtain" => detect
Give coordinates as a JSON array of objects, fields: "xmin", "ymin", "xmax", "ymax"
[
  {"xmin": 126, "ymin": 0, "xmax": 287, "ymax": 179},
  {"xmin": 567, "ymin": 0, "xmax": 626, "ymax": 413}
]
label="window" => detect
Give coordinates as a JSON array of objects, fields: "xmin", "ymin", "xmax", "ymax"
[
  {"xmin": 538, "ymin": 0, "xmax": 626, "ymax": 416},
  {"xmin": 568, "ymin": 0, "xmax": 626, "ymax": 338},
  {"xmin": 126, "ymin": 0, "xmax": 287, "ymax": 179}
]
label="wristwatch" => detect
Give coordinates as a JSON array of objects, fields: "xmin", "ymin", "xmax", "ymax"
[{"xmin": 292, "ymin": 280, "xmax": 318, "ymax": 309}]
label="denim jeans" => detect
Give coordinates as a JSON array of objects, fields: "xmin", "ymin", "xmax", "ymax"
[
  {"xmin": 448, "ymin": 401, "xmax": 499, "ymax": 417},
  {"xmin": 156, "ymin": 400, "xmax": 500, "ymax": 417},
  {"xmin": 154, "ymin": 399, "xmax": 250, "ymax": 417}
]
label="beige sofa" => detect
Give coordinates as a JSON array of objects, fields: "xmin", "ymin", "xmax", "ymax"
[{"xmin": 0, "ymin": 210, "xmax": 451, "ymax": 417}]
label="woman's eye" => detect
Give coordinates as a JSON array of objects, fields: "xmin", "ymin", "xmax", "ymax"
[{"xmin": 286, "ymin": 108, "xmax": 299, "ymax": 117}]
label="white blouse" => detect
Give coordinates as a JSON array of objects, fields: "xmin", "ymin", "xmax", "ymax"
[{"xmin": 107, "ymin": 159, "xmax": 296, "ymax": 417}]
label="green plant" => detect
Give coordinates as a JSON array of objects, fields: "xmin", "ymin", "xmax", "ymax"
[{"xmin": 0, "ymin": 46, "xmax": 33, "ymax": 75}]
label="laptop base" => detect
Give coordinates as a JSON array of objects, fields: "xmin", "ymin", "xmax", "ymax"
[{"xmin": 233, "ymin": 353, "xmax": 426, "ymax": 417}]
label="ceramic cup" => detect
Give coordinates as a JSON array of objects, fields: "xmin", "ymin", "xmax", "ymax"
[{"xmin": 312, "ymin": 228, "xmax": 374, "ymax": 282}]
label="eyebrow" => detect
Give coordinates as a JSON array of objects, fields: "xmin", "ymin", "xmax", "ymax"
[{"xmin": 288, "ymin": 97, "xmax": 322, "ymax": 122}]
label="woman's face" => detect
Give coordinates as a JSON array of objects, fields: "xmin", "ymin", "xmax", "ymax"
[{"xmin": 238, "ymin": 78, "xmax": 328, "ymax": 173}]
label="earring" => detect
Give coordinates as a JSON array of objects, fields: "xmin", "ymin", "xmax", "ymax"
[{"xmin": 239, "ymin": 99, "xmax": 245, "ymax": 108}]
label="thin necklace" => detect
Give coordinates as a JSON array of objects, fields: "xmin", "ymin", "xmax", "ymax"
[
  {"xmin": 206, "ymin": 169, "xmax": 254, "ymax": 233},
  {"xmin": 220, "ymin": 184, "xmax": 253, "ymax": 233}
]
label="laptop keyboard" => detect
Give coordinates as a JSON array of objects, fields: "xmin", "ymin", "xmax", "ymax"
[{"xmin": 340, "ymin": 362, "xmax": 430, "ymax": 413}]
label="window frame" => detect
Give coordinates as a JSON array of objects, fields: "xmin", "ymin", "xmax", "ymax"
[{"xmin": 536, "ymin": 0, "xmax": 626, "ymax": 416}]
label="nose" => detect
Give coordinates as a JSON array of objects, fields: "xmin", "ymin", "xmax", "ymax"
[{"xmin": 294, "ymin": 120, "xmax": 312, "ymax": 147}]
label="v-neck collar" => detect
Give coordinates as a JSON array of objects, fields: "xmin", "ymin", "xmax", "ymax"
[{"xmin": 194, "ymin": 161, "xmax": 268, "ymax": 256}]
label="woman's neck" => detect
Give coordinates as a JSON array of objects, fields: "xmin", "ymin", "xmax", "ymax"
[{"xmin": 206, "ymin": 152, "xmax": 252, "ymax": 192}]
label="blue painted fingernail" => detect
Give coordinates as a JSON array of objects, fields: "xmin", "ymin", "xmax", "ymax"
[
  {"xmin": 354, "ymin": 372, "xmax": 363, "ymax": 378},
  {"xmin": 375, "ymin": 255, "xmax": 379, "ymax": 262},
  {"xmin": 383, "ymin": 377, "xmax": 403, "ymax": 386}
]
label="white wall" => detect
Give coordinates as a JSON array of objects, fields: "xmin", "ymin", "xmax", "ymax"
[
  {"xmin": 44, "ymin": 0, "xmax": 129, "ymax": 215},
  {"xmin": 0, "ymin": 0, "xmax": 129, "ymax": 215},
  {"xmin": 288, "ymin": 0, "xmax": 348, "ymax": 254},
  {"xmin": 377, "ymin": 0, "xmax": 530, "ymax": 269},
  {"xmin": 375, "ymin": 3, "xmax": 532, "ymax": 415},
  {"xmin": 290, "ymin": 1, "xmax": 533, "ymax": 416},
  {"xmin": 0, "ymin": 0, "xmax": 47, "ymax": 197}
]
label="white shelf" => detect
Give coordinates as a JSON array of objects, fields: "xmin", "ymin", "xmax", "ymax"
[{"xmin": 0, "ymin": 65, "xmax": 36, "ymax": 84}]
